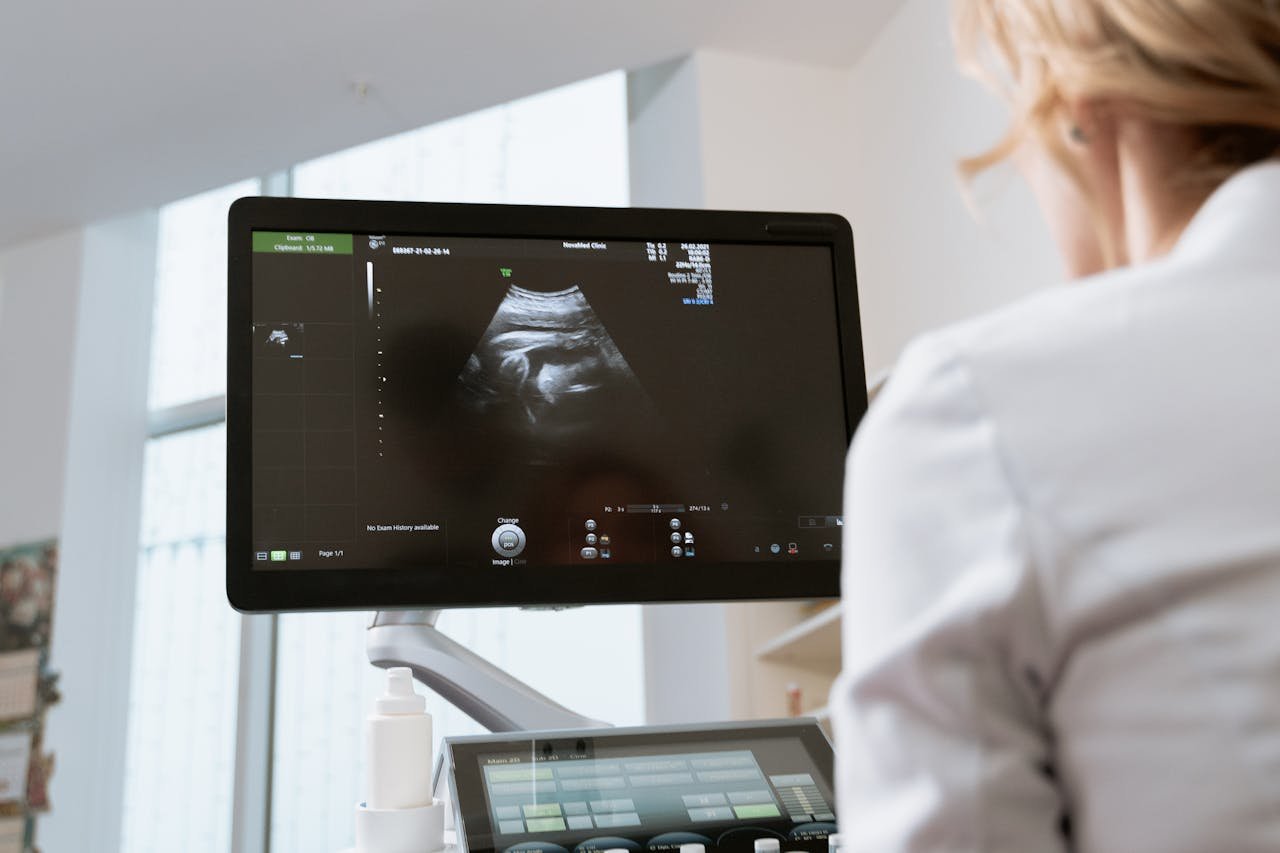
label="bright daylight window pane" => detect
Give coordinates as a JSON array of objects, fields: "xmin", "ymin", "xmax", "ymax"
[
  {"xmin": 148, "ymin": 178, "xmax": 260, "ymax": 410},
  {"xmin": 121, "ymin": 423, "xmax": 239, "ymax": 853},
  {"xmin": 291, "ymin": 72, "xmax": 628, "ymax": 206},
  {"xmin": 124, "ymin": 177, "xmax": 256, "ymax": 853},
  {"xmin": 271, "ymin": 70, "xmax": 641, "ymax": 853}
]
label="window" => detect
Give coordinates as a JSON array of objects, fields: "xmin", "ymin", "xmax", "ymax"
[
  {"xmin": 122, "ymin": 71, "xmax": 640, "ymax": 853},
  {"xmin": 291, "ymin": 73, "xmax": 628, "ymax": 206},
  {"xmin": 148, "ymin": 181, "xmax": 258, "ymax": 410},
  {"xmin": 122, "ymin": 180, "xmax": 258, "ymax": 853}
]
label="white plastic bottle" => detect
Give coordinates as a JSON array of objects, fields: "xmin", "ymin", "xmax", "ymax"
[
  {"xmin": 367, "ymin": 667, "xmax": 433, "ymax": 810},
  {"xmin": 349, "ymin": 667, "xmax": 444, "ymax": 853},
  {"xmin": 754, "ymin": 838, "xmax": 781, "ymax": 853}
]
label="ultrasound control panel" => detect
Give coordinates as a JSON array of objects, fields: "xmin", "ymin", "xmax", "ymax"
[{"xmin": 441, "ymin": 720, "xmax": 837, "ymax": 853}]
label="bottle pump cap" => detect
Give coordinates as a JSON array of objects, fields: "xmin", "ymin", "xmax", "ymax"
[{"xmin": 375, "ymin": 667, "xmax": 427, "ymax": 715}]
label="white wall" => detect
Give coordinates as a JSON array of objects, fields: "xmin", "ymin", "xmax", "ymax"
[
  {"xmin": 845, "ymin": 0, "xmax": 1060, "ymax": 376},
  {"xmin": 0, "ymin": 231, "xmax": 83, "ymax": 546},
  {"xmin": 629, "ymin": 50, "xmax": 854, "ymax": 218},
  {"xmin": 695, "ymin": 53, "xmax": 855, "ymax": 221}
]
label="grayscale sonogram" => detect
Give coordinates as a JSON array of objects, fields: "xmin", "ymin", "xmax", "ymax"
[
  {"xmin": 255, "ymin": 322, "xmax": 305, "ymax": 358},
  {"xmin": 457, "ymin": 285, "xmax": 658, "ymax": 462}
]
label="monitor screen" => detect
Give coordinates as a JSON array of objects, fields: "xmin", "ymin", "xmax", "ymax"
[
  {"xmin": 227, "ymin": 199, "xmax": 866, "ymax": 611},
  {"xmin": 443, "ymin": 720, "xmax": 836, "ymax": 853}
]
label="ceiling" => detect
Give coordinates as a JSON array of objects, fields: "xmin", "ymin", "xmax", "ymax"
[{"xmin": 1, "ymin": 0, "xmax": 902, "ymax": 248}]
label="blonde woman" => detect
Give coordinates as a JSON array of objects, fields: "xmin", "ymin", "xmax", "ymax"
[{"xmin": 831, "ymin": 1, "xmax": 1280, "ymax": 851}]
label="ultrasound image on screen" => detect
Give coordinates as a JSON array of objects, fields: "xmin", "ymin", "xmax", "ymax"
[
  {"xmin": 457, "ymin": 285, "xmax": 658, "ymax": 465},
  {"xmin": 249, "ymin": 233, "xmax": 849, "ymax": 575}
]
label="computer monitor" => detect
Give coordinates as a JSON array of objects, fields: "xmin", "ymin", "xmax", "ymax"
[{"xmin": 227, "ymin": 198, "xmax": 866, "ymax": 612}]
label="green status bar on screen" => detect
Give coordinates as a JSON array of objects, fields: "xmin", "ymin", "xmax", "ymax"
[{"xmin": 253, "ymin": 231, "xmax": 353, "ymax": 255}]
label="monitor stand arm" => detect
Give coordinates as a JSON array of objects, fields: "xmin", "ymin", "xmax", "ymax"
[{"xmin": 366, "ymin": 609, "xmax": 611, "ymax": 732}]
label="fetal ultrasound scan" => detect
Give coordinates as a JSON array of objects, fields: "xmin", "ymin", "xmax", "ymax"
[{"xmin": 458, "ymin": 285, "xmax": 657, "ymax": 463}]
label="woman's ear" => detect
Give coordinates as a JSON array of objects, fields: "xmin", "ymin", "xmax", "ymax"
[
  {"xmin": 1061, "ymin": 97, "xmax": 1114, "ymax": 152},
  {"xmin": 1061, "ymin": 96, "xmax": 1127, "ymax": 265}
]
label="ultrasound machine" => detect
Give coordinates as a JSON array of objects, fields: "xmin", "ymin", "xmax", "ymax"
[{"xmin": 226, "ymin": 198, "xmax": 867, "ymax": 853}]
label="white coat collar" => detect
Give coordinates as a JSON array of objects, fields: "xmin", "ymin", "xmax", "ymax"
[{"xmin": 1170, "ymin": 158, "xmax": 1280, "ymax": 265}]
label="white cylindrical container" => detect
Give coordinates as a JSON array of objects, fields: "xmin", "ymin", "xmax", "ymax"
[
  {"xmin": 367, "ymin": 667, "xmax": 433, "ymax": 810},
  {"xmin": 354, "ymin": 667, "xmax": 443, "ymax": 853},
  {"xmin": 827, "ymin": 833, "xmax": 843, "ymax": 853},
  {"xmin": 679, "ymin": 845, "xmax": 706, "ymax": 853},
  {"xmin": 355, "ymin": 801, "xmax": 446, "ymax": 853},
  {"xmin": 754, "ymin": 839, "xmax": 781, "ymax": 853}
]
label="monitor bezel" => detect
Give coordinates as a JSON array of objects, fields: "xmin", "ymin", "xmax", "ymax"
[{"xmin": 227, "ymin": 196, "xmax": 867, "ymax": 613}]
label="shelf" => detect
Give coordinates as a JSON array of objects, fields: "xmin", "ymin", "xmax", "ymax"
[{"xmin": 753, "ymin": 603, "xmax": 841, "ymax": 670}]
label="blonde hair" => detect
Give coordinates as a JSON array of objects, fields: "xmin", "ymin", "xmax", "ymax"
[{"xmin": 954, "ymin": 0, "xmax": 1280, "ymax": 186}]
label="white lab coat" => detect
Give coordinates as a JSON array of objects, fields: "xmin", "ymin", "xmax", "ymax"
[{"xmin": 831, "ymin": 160, "xmax": 1280, "ymax": 852}]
